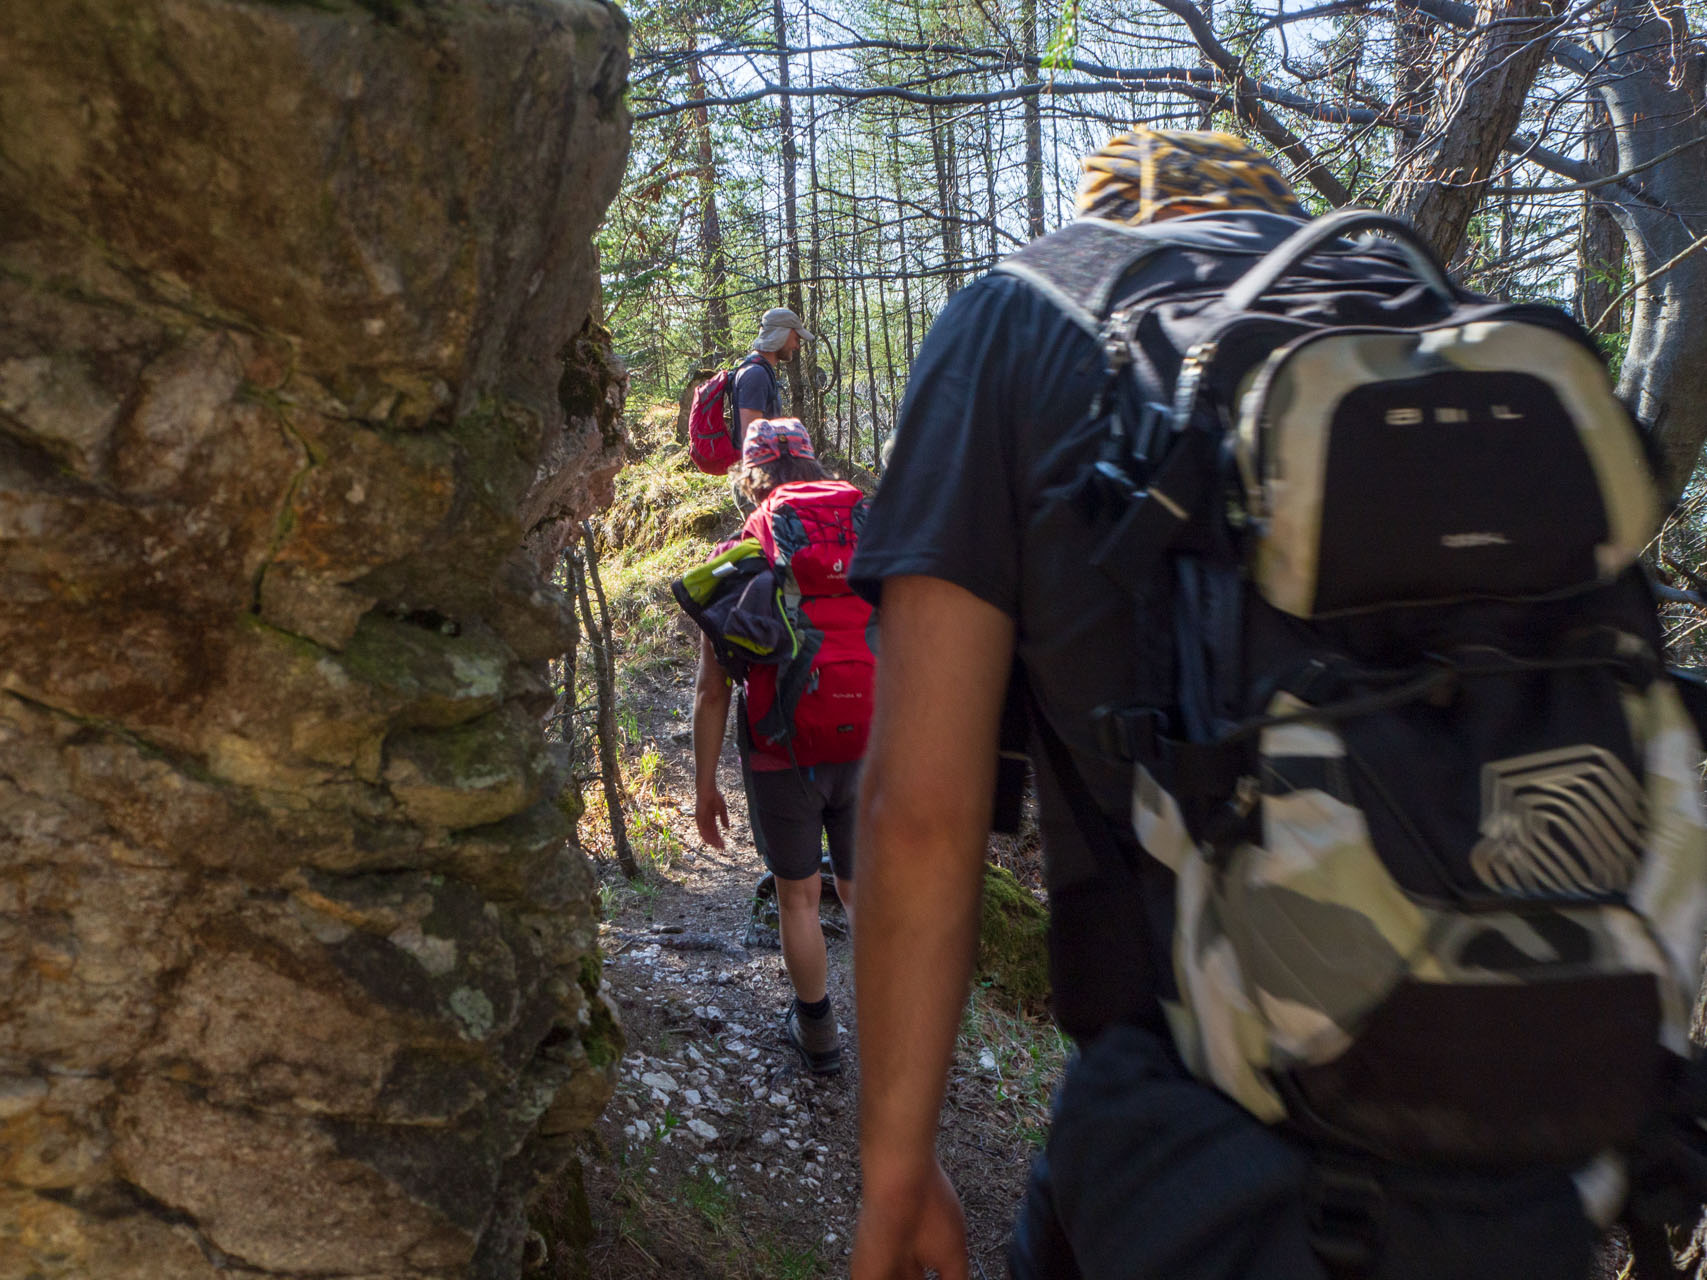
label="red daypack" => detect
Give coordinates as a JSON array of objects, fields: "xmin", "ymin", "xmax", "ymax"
[
  {"xmin": 741, "ymin": 480, "xmax": 875, "ymax": 766},
  {"xmin": 687, "ymin": 354, "xmax": 767, "ymax": 475}
]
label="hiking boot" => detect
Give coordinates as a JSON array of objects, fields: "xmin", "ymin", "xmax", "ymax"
[{"xmin": 783, "ymin": 1003, "xmax": 842, "ymax": 1075}]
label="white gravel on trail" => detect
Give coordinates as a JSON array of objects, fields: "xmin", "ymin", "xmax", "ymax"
[{"xmin": 584, "ymin": 675, "xmax": 1037, "ymax": 1277}]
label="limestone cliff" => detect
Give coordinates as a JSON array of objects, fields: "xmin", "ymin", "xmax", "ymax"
[{"xmin": 0, "ymin": 2, "xmax": 630, "ymax": 1275}]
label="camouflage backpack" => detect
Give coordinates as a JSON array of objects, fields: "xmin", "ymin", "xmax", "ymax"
[{"xmin": 1003, "ymin": 208, "xmax": 1707, "ymax": 1168}]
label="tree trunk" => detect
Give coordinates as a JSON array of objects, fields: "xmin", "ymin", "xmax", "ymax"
[
  {"xmin": 982, "ymin": 106, "xmax": 1000, "ymax": 268},
  {"xmin": 858, "ymin": 240, "xmax": 880, "ymax": 467},
  {"xmin": 803, "ymin": 3, "xmax": 827, "ymax": 449},
  {"xmin": 1391, "ymin": 1, "xmax": 1436, "ymax": 169},
  {"xmin": 1595, "ymin": 0, "xmax": 1707, "ymax": 496},
  {"xmin": 889, "ymin": 125, "xmax": 919, "ymax": 365},
  {"xmin": 572, "ymin": 531, "xmax": 638, "ymax": 879},
  {"xmin": 686, "ymin": 44, "xmax": 732, "ymax": 359},
  {"xmin": 1577, "ymin": 103, "xmax": 1626, "ymax": 337},
  {"xmin": 878, "ymin": 252, "xmax": 899, "ymax": 469},
  {"xmin": 1195, "ymin": 0, "xmax": 1217, "ymax": 129},
  {"xmin": 773, "ymin": 0, "xmax": 812, "ymax": 436},
  {"xmin": 845, "ymin": 148, "xmax": 862, "ymax": 461},
  {"xmin": 1021, "ymin": 0, "xmax": 1045, "ymax": 240},
  {"xmin": 927, "ymin": 102, "xmax": 963, "ymax": 295},
  {"xmin": 1384, "ymin": 0, "xmax": 1560, "ymax": 263}
]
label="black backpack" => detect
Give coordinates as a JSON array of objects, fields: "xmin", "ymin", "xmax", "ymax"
[{"xmin": 999, "ymin": 209, "xmax": 1707, "ymax": 1179}]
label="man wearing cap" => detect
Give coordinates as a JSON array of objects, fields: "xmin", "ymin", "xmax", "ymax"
[
  {"xmin": 692, "ymin": 417, "xmax": 872, "ymax": 1076},
  {"xmin": 733, "ymin": 307, "xmax": 816, "ymax": 444}
]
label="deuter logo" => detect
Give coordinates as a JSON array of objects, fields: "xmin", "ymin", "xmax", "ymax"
[
  {"xmin": 1385, "ymin": 404, "xmax": 1523, "ymax": 426},
  {"xmin": 1468, "ymin": 745, "xmax": 1646, "ymax": 898}
]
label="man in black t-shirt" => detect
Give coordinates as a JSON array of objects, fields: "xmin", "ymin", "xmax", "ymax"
[
  {"xmin": 845, "ymin": 131, "xmax": 1322, "ymax": 1280},
  {"xmin": 731, "ymin": 306, "xmax": 814, "ymax": 447},
  {"xmin": 846, "ymin": 131, "xmax": 1601, "ymax": 1280}
]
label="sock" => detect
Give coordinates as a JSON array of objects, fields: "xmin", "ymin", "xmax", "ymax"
[{"xmin": 796, "ymin": 995, "xmax": 830, "ymax": 1020}]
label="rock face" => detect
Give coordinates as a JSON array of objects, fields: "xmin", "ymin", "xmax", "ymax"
[{"xmin": 0, "ymin": 2, "xmax": 630, "ymax": 1276}]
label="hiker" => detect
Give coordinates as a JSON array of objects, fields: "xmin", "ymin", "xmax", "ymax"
[
  {"xmin": 691, "ymin": 417, "xmax": 874, "ymax": 1075},
  {"xmin": 847, "ymin": 127, "xmax": 1707, "ymax": 1280},
  {"xmin": 732, "ymin": 307, "xmax": 815, "ymax": 445}
]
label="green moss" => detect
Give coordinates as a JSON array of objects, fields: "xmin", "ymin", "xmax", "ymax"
[
  {"xmin": 451, "ymin": 395, "xmax": 540, "ymax": 492},
  {"xmin": 527, "ymin": 1154, "xmax": 595, "ymax": 1280},
  {"xmin": 340, "ymin": 611, "xmax": 508, "ymax": 723},
  {"xmin": 556, "ymin": 778, "xmax": 587, "ymax": 827},
  {"xmin": 581, "ymin": 984, "xmax": 622, "ymax": 1071},
  {"xmin": 977, "ymin": 863, "xmax": 1050, "ymax": 1014},
  {"xmin": 394, "ymin": 706, "xmax": 531, "ymax": 788},
  {"xmin": 574, "ymin": 935, "xmax": 622, "ymax": 1071},
  {"xmin": 557, "ymin": 354, "xmax": 606, "ymax": 423},
  {"xmin": 596, "ymin": 442, "xmax": 740, "ymax": 557}
]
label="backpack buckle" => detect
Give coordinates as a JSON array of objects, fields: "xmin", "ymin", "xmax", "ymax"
[
  {"xmin": 1090, "ymin": 705, "xmax": 1164, "ymax": 763},
  {"xmin": 1306, "ymin": 1160, "xmax": 1385, "ymax": 1278},
  {"xmin": 1131, "ymin": 401, "xmax": 1172, "ymax": 462}
]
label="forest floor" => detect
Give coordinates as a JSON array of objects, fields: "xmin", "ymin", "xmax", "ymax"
[
  {"xmin": 566, "ymin": 649, "xmax": 1062, "ymax": 1280},
  {"xmin": 540, "ymin": 422, "xmax": 1065, "ymax": 1279}
]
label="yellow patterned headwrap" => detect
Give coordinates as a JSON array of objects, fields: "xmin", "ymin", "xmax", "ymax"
[{"xmin": 1076, "ymin": 127, "xmax": 1306, "ymax": 225}]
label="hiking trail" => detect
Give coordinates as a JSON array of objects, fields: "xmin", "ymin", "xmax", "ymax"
[
  {"xmin": 553, "ymin": 424, "xmax": 1062, "ymax": 1277},
  {"xmin": 570, "ymin": 651, "xmax": 1062, "ymax": 1278}
]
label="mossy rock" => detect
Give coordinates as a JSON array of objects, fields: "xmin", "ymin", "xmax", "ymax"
[
  {"xmin": 526, "ymin": 1153, "xmax": 594, "ymax": 1279},
  {"xmin": 977, "ymin": 863, "xmax": 1050, "ymax": 1014}
]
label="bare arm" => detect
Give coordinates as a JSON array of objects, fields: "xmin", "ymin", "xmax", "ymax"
[
  {"xmin": 852, "ymin": 575, "xmax": 1017, "ymax": 1280},
  {"xmin": 738, "ymin": 404, "xmax": 764, "ymax": 433},
  {"xmin": 692, "ymin": 634, "xmax": 734, "ymax": 848}
]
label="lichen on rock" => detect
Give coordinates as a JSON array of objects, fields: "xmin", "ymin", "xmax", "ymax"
[{"xmin": 0, "ymin": 0, "xmax": 631, "ymax": 1276}]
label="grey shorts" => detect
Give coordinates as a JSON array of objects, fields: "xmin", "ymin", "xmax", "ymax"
[{"xmin": 741, "ymin": 758, "xmax": 860, "ymax": 882}]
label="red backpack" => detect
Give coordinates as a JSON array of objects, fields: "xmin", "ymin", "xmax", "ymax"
[
  {"xmin": 740, "ymin": 480, "xmax": 875, "ymax": 766},
  {"xmin": 687, "ymin": 354, "xmax": 767, "ymax": 475}
]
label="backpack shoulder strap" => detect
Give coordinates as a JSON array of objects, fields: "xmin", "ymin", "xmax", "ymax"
[
  {"xmin": 742, "ymin": 497, "xmax": 777, "ymax": 559},
  {"xmin": 737, "ymin": 350, "xmax": 778, "ymax": 393},
  {"xmin": 727, "ymin": 351, "xmax": 769, "ymax": 398}
]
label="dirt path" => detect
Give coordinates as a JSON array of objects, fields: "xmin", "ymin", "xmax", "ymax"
[{"xmin": 572, "ymin": 658, "xmax": 1057, "ymax": 1280}]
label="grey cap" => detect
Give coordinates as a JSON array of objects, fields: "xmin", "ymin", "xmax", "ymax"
[{"xmin": 753, "ymin": 306, "xmax": 816, "ymax": 351}]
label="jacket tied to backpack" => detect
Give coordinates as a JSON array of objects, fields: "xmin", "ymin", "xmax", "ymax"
[
  {"xmin": 1002, "ymin": 208, "xmax": 1707, "ymax": 1178},
  {"xmin": 674, "ymin": 479, "xmax": 875, "ymax": 767}
]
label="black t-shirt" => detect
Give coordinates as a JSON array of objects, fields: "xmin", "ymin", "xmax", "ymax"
[{"xmin": 850, "ymin": 212, "xmax": 1307, "ymax": 1039}]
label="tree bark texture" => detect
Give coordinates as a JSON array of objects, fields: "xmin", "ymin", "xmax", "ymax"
[
  {"xmin": 573, "ymin": 529, "xmax": 638, "ymax": 879},
  {"xmin": 773, "ymin": 0, "xmax": 812, "ymax": 434},
  {"xmin": 927, "ymin": 102, "xmax": 964, "ymax": 295},
  {"xmin": 1595, "ymin": 0, "xmax": 1707, "ymax": 495},
  {"xmin": 1391, "ymin": 1, "xmax": 1437, "ymax": 169},
  {"xmin": 1022, "ymin": 0, "xmax": 1046, "ymax": 240},
  {"xmin": 1385, "ymin": 0, "xmax": 1561, "ymax": 263},
  {"xmin": 687, "ymin": 46, "xmax": 733, "ymax": 359},
  {"xmin": 803, "ymin": 6, "xmax": 828, "ymax": 442},
  {"xmin": 1577, "ymin": 104, "xmax": 1626, "ymax": 336}
]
